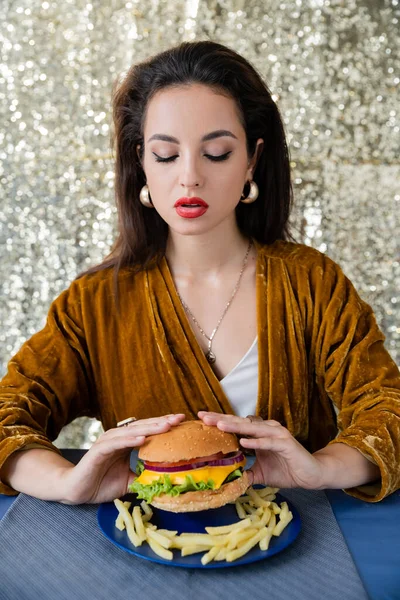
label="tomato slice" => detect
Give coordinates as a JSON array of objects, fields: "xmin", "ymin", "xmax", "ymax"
[{"xmin": 144, "ymin": 452, "xmax": 224, "ymax": 469}]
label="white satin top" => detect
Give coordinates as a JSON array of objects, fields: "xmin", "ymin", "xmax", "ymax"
[{"xmin": 219, "ymin": 336, "xmax": 258, "ymax": 417}]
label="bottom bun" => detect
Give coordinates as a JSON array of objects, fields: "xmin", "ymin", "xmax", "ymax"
[{"xmin": 149, "ymin": 471, "xmax": 250, "ymax": 513}]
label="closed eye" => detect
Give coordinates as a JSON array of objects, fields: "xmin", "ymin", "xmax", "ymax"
[{"xmin": 152, "ymin": 151, "xmax": 232, "ymax": 163}]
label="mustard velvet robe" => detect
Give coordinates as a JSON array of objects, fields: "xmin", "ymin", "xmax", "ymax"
[{"xmin": 1, "ymin": 241, "xmax": 399, "ymax": 501}]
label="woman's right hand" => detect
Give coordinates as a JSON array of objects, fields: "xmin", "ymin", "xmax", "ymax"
[{"xmin": 60, "ymin": 413, "xmax": 186, "ymax": 504}]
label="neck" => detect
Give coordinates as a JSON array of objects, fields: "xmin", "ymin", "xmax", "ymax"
[{"xmin": 165, "ymin": 224, "xmax": 251, "ymax": 279}]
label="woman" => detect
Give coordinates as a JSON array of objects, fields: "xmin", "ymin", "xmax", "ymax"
[{"xmin": 0, "ymin": 41, "xmax": 399, "ymax": 505}]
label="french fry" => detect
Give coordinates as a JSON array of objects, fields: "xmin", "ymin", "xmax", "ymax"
[
  {"xmin": 113, "ymin": 486, "xmax": 294, "ymax": 564},
  {"xmin": 259, "ymin": 530, "xmax": 273, "ymax": 551},
  {"xmin": 140, "ymin": 501, "xmax": 153, "ymax": 522},
  {"xmin": 248, "ymin": 507, "xmax": 264, "ymax": 523},
  {"xmin": 271, "ymin": 502, "xmax": 289, "ymax": 536},
  {"xmin": 141, "ymin": 514, "xmax": 152, "ymax": 523},
  {"xmin": 171, "ymin": 534, "xmax": 227, "ymax": 548},
  {"xmin": 140, "ymin": 500, "xmax": 153, "ymax": 516},
  {"xmin": 266, "ymin": 512, "xmax": 276, "ymax": 533},
  {"xmin": 235, "ymin": 500, "xmax": 247, "ymax": 519},
  {"xmin": 235, "ymin": 494, "xmax": 252, "ymax": 503},
  {"xmin": 273, "ymin": 511, "xmax": 293, "ymax": 536},
  {"xmin": 201, "ymin": 545, "xmax": 220, "ymax": 566},
  {"xmin": 115, "ymin": 501, "xmax": 131, "ymax": 531},
  {"xmin": 156, "ymin": 529, "xmax": 178, "ymax": 539},
  {"xmin": 242, "ymin": 502, "xmax": 257, "ymax": 514},
  {"xmin": 226, "ymin": 528, "xmax": 267, "ymax": 562},
  {"xmin": 146, "ymin": 527, "xmax": 173, "ymax": 549},
  {"xmin": 214, "ymin": 547, "xmax": 229, "ymax": 561},
  {"xmin": 254, "ymin": 507, "xmax": 272, "ymax": 528},
  {"xmin": 247, "ymin": 487, "xmax": 271, "ymax": 507},
  {"xmin": 132, "ymin": 505, "xmax": 146, "ymax": 542},
  {"xmin": 270, "ymin": 501, "xmax": 281, "ymax": 515},
  {"xmin": 279, "ymin": 501, "xmax": 289, "ymax": 520},
  {"xmin": 257, "ymin": 486, "xmax": 279, "ymax": 497},
  {"xmin": 226, "ymin": 527, "xmax": 259, "ymax": 550},
  {"xmin": 205, "ymin": 517, "xmax": 252, "ymax": 535},
  {"xmin": 113, "ymin": 499, "xmax": 142, "ymax": 547},
  {"xmin": 147, "ymin": 537, "xmax": 173, "ymax": 561},
  {"xmin": 181, "ymin": 545, "xmax": 210, "ymax": 556}
]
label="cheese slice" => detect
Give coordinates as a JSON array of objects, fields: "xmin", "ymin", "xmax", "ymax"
[{"xmin": 135, "ymin": 459, "xmax": 246, "ymax": 490}]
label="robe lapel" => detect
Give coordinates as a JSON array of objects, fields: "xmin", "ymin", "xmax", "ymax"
[
  {"xmin": 145, "ymin": 244, "xmax": 268, "ymax": 419},
  {"xmin": 145, "ymin": 258, "xmax": 234, "ymax": 416}
]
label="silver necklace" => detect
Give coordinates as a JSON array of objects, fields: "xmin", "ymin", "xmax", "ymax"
[{"xmin": 176, "ymin": 240, "xmax": 252, "ymax": 364}]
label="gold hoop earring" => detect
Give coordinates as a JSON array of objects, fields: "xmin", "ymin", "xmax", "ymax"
[
  {"xmin": 240, "ymin": 180, "xmax": 259, "ymax": 204},
  {"xmin": 139, "ymin": 184, "xmax": 153, "ymax": 208}
]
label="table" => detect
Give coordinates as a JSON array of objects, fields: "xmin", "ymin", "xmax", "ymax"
[{"xmin": 1, "ymin": 449, "xmax": 399, "ymax": 600}]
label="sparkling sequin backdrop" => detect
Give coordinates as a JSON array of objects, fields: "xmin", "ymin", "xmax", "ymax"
[{"xmin": 0, "ymin": 0, "xmax": 399, "ymax": 447}]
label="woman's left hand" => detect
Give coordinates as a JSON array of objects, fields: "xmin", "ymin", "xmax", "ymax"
[{"xmin": 198, "ymin": 411, "xmax": 324, "ymax": 490}]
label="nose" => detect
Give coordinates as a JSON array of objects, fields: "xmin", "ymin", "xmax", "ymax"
[{"xmin": 179, "ymin": 155, "xmax": 202, "ymax": 189}]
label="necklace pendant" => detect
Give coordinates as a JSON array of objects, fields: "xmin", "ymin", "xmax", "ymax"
[{"xmin": 206, "ymin": 349, "xmax": 216, "ymax": 364}]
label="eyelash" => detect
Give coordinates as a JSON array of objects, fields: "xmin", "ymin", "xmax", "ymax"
[{"xmin": 152, "ymin": 151, "xmax": 232, "ymax": 163}]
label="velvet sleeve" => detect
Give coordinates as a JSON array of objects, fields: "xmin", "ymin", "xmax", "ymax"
[
  {"xmin": 0, "ymin": 281, "xmax": 96, "ymax": 495},
  {"xmin": 312, "ymin": 259, "xmax": 400, "ymax": 502}
]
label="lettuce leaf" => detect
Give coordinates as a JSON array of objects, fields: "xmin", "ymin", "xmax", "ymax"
[
  {"xmin": 129, "ymin": 467, "xmax": 244, "ymax": 503},
  {"xmin": 129, "ymin": 473, "xmax": 215, "ymax": 503},
  {"xmin": 224, "ymin": 468, "xmax": 243, "ymax": 483},
  {"xmin": 135, "ymin": 459, "xmax": 145, "ymax": 475}
]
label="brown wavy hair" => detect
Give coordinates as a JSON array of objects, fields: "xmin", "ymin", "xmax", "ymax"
[{"xmin": 80, "ymin": 40, "xmax": 293, "ymax": 278}]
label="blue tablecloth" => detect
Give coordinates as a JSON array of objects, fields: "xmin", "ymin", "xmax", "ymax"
[{"xmin": 1, "ymin": 449, "xmax": 399, "ymax": 600}]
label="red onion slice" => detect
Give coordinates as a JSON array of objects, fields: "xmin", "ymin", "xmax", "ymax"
[
  {"xmin": 207, "ymin": 453, "xmax": 245, "ymax": 467},
  {"xmin": 144, "ymin": 452, "xmax": 245, "ymax": 473}
]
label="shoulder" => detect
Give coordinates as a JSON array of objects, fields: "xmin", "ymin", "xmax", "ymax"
[
  {"xmin": 256, "ymin": 240, "xmax": 367, "ymax": 312},
  {"xmin": 72, "ymin": 264, "xmax": 146, "ymax": 294},
  {"xmin": 49, "ymin": 265, "xmax": 144, "ymax": 316},
  {"xmin": 255, "ymin": 239, "xmax": 341, "ymax": 276}
]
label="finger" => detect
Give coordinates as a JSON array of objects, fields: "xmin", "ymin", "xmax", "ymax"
[
  {"xmin": 198, "ymin": 411, "xmax": 223, "ymax": 417},
  {"xmin": 127, "ymin": 470, "xmax": 139, "ymax": 487},
  {"xmin": 124, "ymin": 414, "xmax": 186, "ymax": 427},
  {"xmin": 198, "ymin": 411, "xmax": 239, "ymax": 420},
  {"xmin": 198, "ymin": 412, "xmax": 281, "ymax": 431},
  {"xmin": 245, "ymin": 469, "xmax": 255, "ymax": 487},
  {"xmin": 78, "ymin": 437, "xmax": 146, "ymax": 472},
  {"xmin": 102, "ymin": 419, "xmax": 179, "ymax": 442},
  {"xmin": 246, "ymin": 465, "xmax": 266, "ymax": 487},
  {"xmin": 217, "ymin": 420, "xmax": 287, "ymax": 438},
  {"xmin": 246, "ymin": 415, "xmax": 263, "ymax": 423},
  {"xmin": 93, "ymin": 433, "xmax": 148, "ymax": 457},
  {"xmin": 240, "ymin": 436, "xmax": 290, "ymax": 453},
  {"xmin": 165, "ymin": 413, "xmax": 186, "ymax": 422},
  {"xmin": 198, "ymin": 412, "xmax": 247, "ymax": 426}
]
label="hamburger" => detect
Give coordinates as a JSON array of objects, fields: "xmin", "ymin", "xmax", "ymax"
[{"xmin": 129, "ymin": 420, "xmax": 249, "ymax": 512}]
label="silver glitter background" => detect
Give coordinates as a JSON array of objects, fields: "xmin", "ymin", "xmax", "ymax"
[{"xmin": 0, "ymin": 0, "xmax": 399, "ymax": 448}]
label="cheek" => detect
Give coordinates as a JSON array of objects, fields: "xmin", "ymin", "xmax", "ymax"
[{"xmin": 213, "ymin": 164, "xmax": 247, "ymax": 192}]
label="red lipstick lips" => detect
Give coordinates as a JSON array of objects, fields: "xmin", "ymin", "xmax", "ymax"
[{"xmin": 174, "ymin": 197, "xmax": 209, "ymax": 219}]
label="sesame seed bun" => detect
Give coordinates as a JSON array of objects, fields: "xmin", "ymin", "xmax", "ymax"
[{"xmin": 138, "ymin": 419, "xmax": 239, "ymax": 463}]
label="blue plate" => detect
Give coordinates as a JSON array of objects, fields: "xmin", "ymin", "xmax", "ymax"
[{"xmin": 97, "ymin": 488, "xmax": 301, "ymax": 568}]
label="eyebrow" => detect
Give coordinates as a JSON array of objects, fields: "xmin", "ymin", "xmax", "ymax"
[{"xmin": 147, "ymin": 129, "xmax": 238, "ymax": 144}]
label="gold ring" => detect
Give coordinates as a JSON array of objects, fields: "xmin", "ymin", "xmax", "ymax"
[
  {"xmin": 117, "ymin": 417, "xmax": 137, "ymax": 427},
  {"xmin": 245, "ymin": 414, "xmax": 262, "ymax": 423},
  {"xmin": 241, "ymin": 416, "xmax": 262, "ymax": 453}
]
